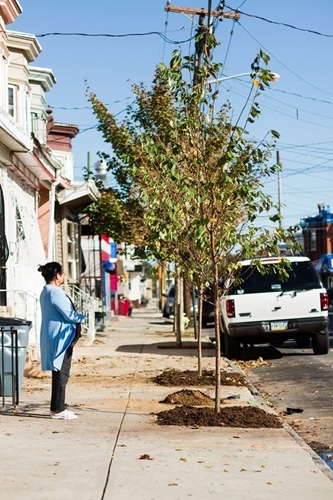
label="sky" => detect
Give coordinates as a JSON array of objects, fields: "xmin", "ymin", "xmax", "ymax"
[{"xmin": 11, "ymin": 0, "xmax": 333, "ymax": 229}]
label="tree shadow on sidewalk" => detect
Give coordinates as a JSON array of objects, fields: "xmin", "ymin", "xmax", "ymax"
[{"xmin": 116, "ymin": 340, "xmax": 216, "ymax": 356}]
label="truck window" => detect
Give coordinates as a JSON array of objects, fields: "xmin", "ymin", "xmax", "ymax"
[{"xmin": 228, "ymin": 261, "xmax": 321, "ymax": 295}]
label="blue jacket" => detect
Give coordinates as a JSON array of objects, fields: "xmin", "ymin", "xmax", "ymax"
[{"xmin": 40, "ymin": 285, "xmax": 85, "ymax": 371}]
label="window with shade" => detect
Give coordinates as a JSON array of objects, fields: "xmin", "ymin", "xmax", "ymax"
[
  {"xmin": 8, "ymin": 84, "xmax": 16, "ymax": 118},
  {"xmin": 67, "ymin": 220, "xmax": 79, "ymax": 281}
]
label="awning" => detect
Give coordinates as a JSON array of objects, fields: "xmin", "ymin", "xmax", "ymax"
[
  {"xmin": 57, "ymin": 180, "xmax": 100, "ymax": 209},
  {"xmin": 0, "ymin": 113, "xmax": 31, "ymax": 152},
  {"xmin": 103, "ymin": 260, "xmax": 115, "ymax": 273}
]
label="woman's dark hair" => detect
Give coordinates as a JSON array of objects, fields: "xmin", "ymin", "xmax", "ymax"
[{"xmin": 38, "ymin": 262, "xmax": 63, "ymax": 283}]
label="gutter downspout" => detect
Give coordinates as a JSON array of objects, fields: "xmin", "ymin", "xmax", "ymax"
[{"xmin": 47, "ymin": 176, "xmax": 62, "ymax": 261}]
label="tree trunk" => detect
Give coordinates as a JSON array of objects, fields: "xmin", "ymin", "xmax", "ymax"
[
  {"xmin": 213, "ymin": 271, "xmax": 221, "ymax": 413},
  {"xmin": 175, "ymin": 273, "xmax": 183, "ymax": 347},
  {"xmin": 197, "ymin": 288, "xmax": 203, "ymax": 376},
  {"xmin": 209, "ymin": 227, "xmax": 221, "ymax": 414},
  {"xmin": 192, "ymin": 284, "xmax": 198, "ymax": 340},
  {"xmin": 183, "ymin": 279, "xmax": 192, "ymax": 323}
]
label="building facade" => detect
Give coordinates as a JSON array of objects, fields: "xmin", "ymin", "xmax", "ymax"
[
  {"xmin": 0, "ymin": 3, "xmax": 99, "ymax": 348},
  {"xmin": 301, "ymin": 203, "xmax": 333, "ymax": 299}
]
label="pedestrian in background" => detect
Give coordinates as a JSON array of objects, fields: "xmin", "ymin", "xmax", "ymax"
[{"xmin": 38, "ymin": 262, "xmax": 85, "ymax": 420}]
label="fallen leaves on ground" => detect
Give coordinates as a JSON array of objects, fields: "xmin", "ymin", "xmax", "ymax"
[
  {"xmin": 234, "ymin": 357, "xmax": 272, "ymax": 370},
  {"xmin": 139, "ymin": 454, "xmax": 153, "ymax": 460}
]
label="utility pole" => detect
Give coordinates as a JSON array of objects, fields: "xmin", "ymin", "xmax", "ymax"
[
  {"xmin": 165, "ymin": 4, "xmax": 240, "ymax": 84},
  {"xmin": 276, "ymin": 150, "xmax": 283, "ymax": 228},
  {"xmin": 164, "ymin": 4, "xmax": 240, "ymax": 19},
  {"xmin": 87, "ymin": 151, "xmax": 91, "ymax": 180}
]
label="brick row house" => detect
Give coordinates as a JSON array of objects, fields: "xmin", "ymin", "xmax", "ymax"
[
  {"xmin": 0, "ymin": 1, "xmax": 100, "ymax": 353},
  {"xmin": 301, "ymin": 203, "xmax": 333, "ymax": 303}
]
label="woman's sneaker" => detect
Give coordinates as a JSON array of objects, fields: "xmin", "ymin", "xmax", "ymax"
[{"xmin": 50, "ymin": 409, "xmax": 78, "ymax": 420}]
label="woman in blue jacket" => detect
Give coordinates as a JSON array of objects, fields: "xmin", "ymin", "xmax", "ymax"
[{"xmin": 38, "ymin": 262, "xmax": 85, "ymax": 420}]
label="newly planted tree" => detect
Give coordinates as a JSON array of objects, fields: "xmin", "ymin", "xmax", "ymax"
[{"xmin": 86, "ymin": 47, "xmax": 298, "ymax": 411}]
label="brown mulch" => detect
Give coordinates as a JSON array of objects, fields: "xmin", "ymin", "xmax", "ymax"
[
  {"xmin": 156, "ymin": 405, "xmax": 283, "ymax": 428},
  {"xmin": 160, "ymin": 389, "xmax": 214, "ymax": 406},
  {"xmin": 152, "ymin": 369, "xmax": 247, "ymax": 387},
  {"xmin": 154, "ymin": 369, "xmax": 281, "ymax": 428}
]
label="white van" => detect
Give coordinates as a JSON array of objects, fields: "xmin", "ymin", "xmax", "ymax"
[{"xmin": 220, "ymin": 256, "xmax": 329, "ymax": 359}]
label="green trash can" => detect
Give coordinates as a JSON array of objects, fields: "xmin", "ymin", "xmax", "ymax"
[{"xmin": 0, "ymin": 317, "xmax": 32, "ymax": 404}]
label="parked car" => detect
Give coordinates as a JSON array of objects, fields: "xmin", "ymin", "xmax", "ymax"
[
  {"xmin": 201, "ymin": 281, "xmax": 224, "ymax": 327},
  {"xmin": 162, "ymin": 285, "xmax": 175, "ymax": 318},
  {"xmin": 162, "ymin": 284, "xmax": 218, "ymax": 326},
  {"xmin": 162, "ymin": 284, "xmax": 198, "ymax": 319},
  {"xmin": 201, "ymin": 287, "xmax": 215, "ymax": 327},
  {"xmin": 220, "ymin": 255, "xmax": 329, "ymax": 359}
]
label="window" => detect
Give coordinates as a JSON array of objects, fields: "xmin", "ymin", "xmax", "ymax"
[
  {"xmin": 8, "ymin": 85, "xmax": 16, "ymax": 118},
  {"xmin": 310, "ymin": 230, "xmax": 317, "ymax": 252},
  {"xmin": 67, "ymin": 220, "xmax": 79, "ymax": 281},
  {"xmin": 228, "ymin": 261, "xmax": 321, "ymax": 295},
  {"xmin": 30, "ymin": 112, "xmax": 38, "ymax": 134},
  {"xmin": 0, "ymin": 185, "xmax": 9, "ymax": 264},
  {"xmin": 24, "ymin": 91, "xmax": 30, "ymax": 131}
]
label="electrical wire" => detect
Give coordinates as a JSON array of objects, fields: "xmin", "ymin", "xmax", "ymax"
[
  {"xmin": 225, "ymin": 4, "xmax": 333, "ymax": 38},
  {"xmin": 237, "ymin": 22, "xmax": 333, "ymax": 98},
  {"xmin": 226, "ymin": 77, "xmax": 333, "ymax": 123},
  {"xmin": 36, "ymin": 30, "xmax": 196, "ymax": 45},
  {"xmin": 216, "ymin": 16, "xmax": 239, "ymax": 78},
  {"xmin": 49, "ymin": 96, "xmax": 132, "ymax": 111}
]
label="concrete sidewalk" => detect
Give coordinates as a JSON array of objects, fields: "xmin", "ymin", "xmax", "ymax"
[{"xmin": 1, "ymin": 305, "xmax": 333, "ymax": 499}]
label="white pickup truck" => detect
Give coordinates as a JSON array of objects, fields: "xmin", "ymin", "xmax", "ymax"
[{"xmin": 220, "ymin": 256, "xmax": 329, "ymax": 359}]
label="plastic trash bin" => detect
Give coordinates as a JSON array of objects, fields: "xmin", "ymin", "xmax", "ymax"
[
  {"xmin": 0, "ymin": 317, "xmax": 32, "ymax": 404},
  {"xmin": 119, "ymin": 299, "xmax": 131, "ymax": 316},
  {"xmin": 118, "ymin": 299, "xmax": 126, "ymax": 316}
]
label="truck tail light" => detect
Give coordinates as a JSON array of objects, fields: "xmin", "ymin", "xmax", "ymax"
[
  {"xmin": 226, "ymin": 299, "xmax": 235, "ymax": 318},
  {"xmin": 320, "ymin": 292, "xmax": 329, "ymax": 311}
]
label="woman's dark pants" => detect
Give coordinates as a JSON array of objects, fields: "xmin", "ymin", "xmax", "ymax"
[{"xmin": 50, "ymin": 345, "xmax": 73, "ymax": 413}]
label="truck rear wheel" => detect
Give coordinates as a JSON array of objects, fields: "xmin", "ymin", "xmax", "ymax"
[{"xmin": 312, "ymin": 332, "xmax": 329, "ymax": 355}]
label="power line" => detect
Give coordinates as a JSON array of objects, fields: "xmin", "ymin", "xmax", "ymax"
[
  {"xmin": 237, "ymin": 23, "xmax": 333, "ymax": 98},
  {"xmin": 48, "ymin": 96, "xmax": 132, "ymax": 111},
  {"xmin": 225, "ymin": 4, "xmax": 333, "ymax": 38},
  {"xmin": 36, "ymin": 30, "xmax": 195, "ymax": 45}
]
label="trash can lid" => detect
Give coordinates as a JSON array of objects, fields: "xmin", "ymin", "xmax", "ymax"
[{"xmin": 0, "ymin": 317, "xmax": 32, "ymax": 326}]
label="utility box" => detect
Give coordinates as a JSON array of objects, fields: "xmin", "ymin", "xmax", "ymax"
[{"xmin": 0, "ymin": 317, "xmax": 32, "ymax": 405}]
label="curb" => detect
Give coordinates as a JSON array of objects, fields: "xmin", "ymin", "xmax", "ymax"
[{"xmin": 225, "ymin": 356, "xmax": 333, "ymax": 481}]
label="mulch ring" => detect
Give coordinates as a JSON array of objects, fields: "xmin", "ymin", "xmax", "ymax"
[
  {"xmin": 156, "ymin": 405, "xmax": 283, "ymax": 428},
  {"xmin": 152, "ymin": 368, "xmax": 247, "ymax": 387},
  {"xmin": 154, "ymin": 369, "xmax": 281, "ymax": 428},
  {"xmin": 160, "ymin": 389, "xmax": 215, "ymax": 406}
]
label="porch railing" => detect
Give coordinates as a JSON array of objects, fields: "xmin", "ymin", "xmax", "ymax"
[
  {"xmin": 0, "ymin": 289, "xmax": 40, "ymax": 345},
  {"xmin": 0, "ymin": 286, "xmax": 97, "ymax": 348},
  {"xmin": 66, "ymin": 284, "xmax": 97, "ymax": 345}
]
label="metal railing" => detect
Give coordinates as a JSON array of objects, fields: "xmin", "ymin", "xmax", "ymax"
[
  {"xmin": 0, "ymin": 289, "xmax": 39, "ymax": 344},
  {"xmin": 66, "ymin": 284, "xmax": 97, "ymax": 345},
  {"xmin": 0, "ymin": 286, "xmax": 97, "ymax": 347}
]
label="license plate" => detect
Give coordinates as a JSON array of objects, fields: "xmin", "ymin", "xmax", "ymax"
[{"xmin": 271, "ymin": 321, "xmax": 288, "ymax": 331}]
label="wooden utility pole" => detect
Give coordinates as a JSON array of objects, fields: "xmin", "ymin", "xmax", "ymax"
[
  {"xmin": 277, "ymin": 150, "xmax": 283, "ymax": 229},
  {"xmin": 164, "ymin": 5, "xmax": 240, "ymax": 20},
  {"xmin": 165, "ymin": 4, "xmax": 240, "ymax": 84}
]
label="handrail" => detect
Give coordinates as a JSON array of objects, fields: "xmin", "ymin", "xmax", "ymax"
[
  {"xmin": 0, "ymin": 286, "xmax": 97, "ymax": 347},
  {"xmin": 66, "ymin": 284, "xmax": 96, "ymax": 345}
]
